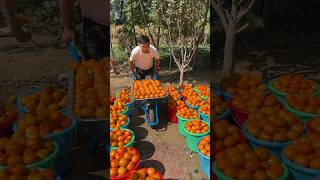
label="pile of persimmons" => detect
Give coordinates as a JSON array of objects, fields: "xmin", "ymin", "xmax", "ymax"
[{"xmin": 70, "ymin": 60, "xmax": 107, "ymax": 119}]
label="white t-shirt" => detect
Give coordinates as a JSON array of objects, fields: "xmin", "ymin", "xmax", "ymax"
[
  {"xmin": 129, "ymin": 45, "xmax": 160, "ymax": 70},
  {"xmin": 80, "ymin": 0, "xmax": 109, "ymax": 26}
]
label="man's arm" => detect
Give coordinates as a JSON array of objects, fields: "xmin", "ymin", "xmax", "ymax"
[
  {"xmin": 155, "ymin": 58, "xmax": 160, "ymax": 72},
  {"xmin": 60, "ymin": 0, "xmax": 75, "ymax": 43},
  {"xmin": 129, "ymin": 60, "xmax": 135, "ymax": 73}
]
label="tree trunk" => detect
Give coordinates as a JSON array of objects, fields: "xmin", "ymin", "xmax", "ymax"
[
  {"xmin": 223, "ymin": 26, "xmax": 235, "ymax": 77},
  {"xmin": 191, "ymin": 48, "xmax": 198, "ymax": 71},
  {"xmin": 179, "ymin": 67, "xmax": 184, "ymax": 86}
]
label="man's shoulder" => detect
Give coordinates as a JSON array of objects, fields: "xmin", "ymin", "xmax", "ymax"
[
  {"xmin": 149, "ymin": 45, "xmax": 158, "ymax": 51},
  {"xmin": 131, "ymin": 46, "xmax": 140, "ymax": 54}
]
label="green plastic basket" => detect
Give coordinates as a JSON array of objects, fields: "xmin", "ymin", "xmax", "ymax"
[
  {"xmin": 110, "ymin": 128, "xmax": 135, "ymax": 151},
  {"xmin": 213, "ymin": 161, "xmax": 289, "ymax": 180},
  {"xmin": 176, "ymin": 113, "xmax": 199, "ymax": 137},
  {"xmin": 183, "ymin": 120, "xmax": 210, "ymax": 152},
  {"xmin": 283, "ymin": 100, "xmax": 318, "ymax": 123},
  {"xmin": 0, "ymin": 141, "xmax": 60, "ymax": 170}
]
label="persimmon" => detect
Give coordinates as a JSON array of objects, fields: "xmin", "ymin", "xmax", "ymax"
[
  {"xmin": 195, "ymin": 85, "xmax": 210, "ymax": 98},
  {"xmin": 129, "ymin": 167, "xmax": 162, "ymax": 180},
  {"xmin": 110, "ymin": 114, "xmax": 128, "ymax": 129},
  {"xmin": 110, "ymin": 129, "xmax": 133, "ymax": 147},
  {"xmin": 133, "ymin": 80, "xmax": 166, "ymax": 99},
  {"xmin": 198, "ymin": 136, "xmax": 210, "ymax": 157},
  {"xmin": 246, "ymin": 109, "xmax": 303, "ymax": 142},
  {"xmin": 177, "ymin": 107, "xmax": 199, "ymax": 119},
  {"xmin": 273, "ymin": 74, "xmax": 317, "ymax": 95},
  {"xmin": 109, "ymin": 147, "xmax": 140, "ymax": 177},
  {"xmin": 185, "ymin": 120, "xmax": 209, "ymax": 134},
  {"xmin": 167, "ymin": 84, "xmax": 181, "ymax": 100},
  {"xmin": 287, "ymin": 94, "xmax": 320, "ymax": 114},
  {"xmin": 217, "ymin": 145, "xmax": 284, "ymax": 180}
]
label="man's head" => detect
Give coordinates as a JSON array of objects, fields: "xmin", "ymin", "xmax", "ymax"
[{"xmin": 137, "ymin": 35, "xmax": 150, "ymax": 53}]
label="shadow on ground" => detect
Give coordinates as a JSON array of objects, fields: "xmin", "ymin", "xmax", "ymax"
[{"xmin": 133, "ymin": 140, "xmax": 155, "ymax": 160}]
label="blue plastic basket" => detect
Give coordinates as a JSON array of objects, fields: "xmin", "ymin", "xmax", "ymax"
[
  {"xmin": 177, "ymin": 113, "xmax": 199, "ymax": 137},
  {"xmin": 196, "ymin": 136, "xmax": 210, "ymax": 178},
  {"xmin": 186, "ymin": 100, "xmax": 200, "ymax": 111},
  {"xmin": 183, "ymin": 120, "xmax": 210, "ymax": 152},
  {"xmin": 198, "ymin": 110, "xmax": 210, "ymax": 123},
  {"xmin": 16, "ymin": 87, "xmax": 67, "ymax": 114},
  {"xmin": 281, "ymin": 150, "xmax": 320, "ymax": 180},
  {"xmin": 242, "ymin": 121, "xmax": 290, "ymax": 157},
  {"xmin": 216, "ymin": 109, "xmax": 231, "ymax": 121},
  {"xmin": 126, "ymin": 100, "xmax": 135, "ymax": 119},
  {"xmin": 54, "ymin": 150, "xmax": 73, "ymax": 176}
]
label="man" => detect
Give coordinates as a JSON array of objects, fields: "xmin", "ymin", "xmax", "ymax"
[
  {"xmin": 129, "ymin": 35, "xmax": 160, "ymax": 80},
  {"xmin": 60, "ymin": 0, "xmax": 108, "ymax": 60}
]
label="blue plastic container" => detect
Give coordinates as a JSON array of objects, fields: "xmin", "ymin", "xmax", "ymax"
[
  {"xmin": 16, "ymin": 87, "xmax": 67, "ymax": 113},
  {"xmin": 54, "ymin": 150, "xmax": 73, "ymax": 176},
  {"xmin": 126, "ymin": 100, "xmax": 135, "ymax": 119},
  {"xmin": 183, "ymin": 120, "xmax": 210, "ymax": 152},
  {"xmin": 281, "ymin": 150, "xmax": 320, "ymax": 180},
  {"xmin": 177, "ymin": 113, "xmax": 199, "ymax": 137},
  {"xmin": 196, "ymin": 136, "xmax": 210, "ymax": 178},
  {"xmin": 109, "ymin": 116, "xmax": 131, "ymax": 131},
  {"xmin": 242, "ymin": 121, "xmax": 290, "ymax": 157},
  {"xmin": 216, "ymin": 109, "xmax": 231, "ymax": 121},
  {"xmin": 198, "ymin": 110, "xmax": 210, "ymax": 123}
]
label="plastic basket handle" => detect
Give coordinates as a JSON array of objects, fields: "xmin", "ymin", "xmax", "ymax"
[{"xmin": 67, "ymin": 42, "xmax": 81, "ymax": 61}]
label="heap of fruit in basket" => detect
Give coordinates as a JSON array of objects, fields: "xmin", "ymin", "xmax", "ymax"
[
  {"xmin": 110, "ymin": 147, "xmax": 140, "ymax": 177},
  {"xmin": 116, "ymin": 88, "xmax": 133, "ymax": 105},
  {"xmin": 195, "ymin": 85, "xmax": 210, "ymax": 97},
  {"xmin": 283, "ymin": 135, "xmax": 320, "ymax": 169},
  {"xmin": 0, "ymin": 131, "xmax": 55, "ymax": 166},
  {"xmin": 215, "ymin": 146, "xmax": 285, "ymax": 180},
  {"xmin": 133, "ymin": 80, "xmax": 166, "ymax": 99},
  {"xmin": 110, "ymin": 114, "xmax": 128, "ymax": 129},
  {"xmin": 177, "ymin": 107, "xmax": 199, "ymax": 119},
  {"xmin": 21, "ymin": 86, "xmax": 67, "ymax": 112},
  {"xmin": 16, "ymin": 112, "xmax": 72, "ymax": 136},
  {"xmin": 129, "ymin": 167, "xmax": 162, "ymax": 180},
  {"xmin": 168, "ymin": 98, "xmax": 186, "ymax": 111},
  {"xmin": 286, "ymin": 94, "xmax": 320, "ymax": 114},
  {"xmin": 0, "ymin": 167, "xmax": 56, "ymax": 180},
  {"xmin": 181, "ymin": 83, "xmax": 195, "ymax": 98},
  {"xmin": 246, "ymin": 109, "xmax": 304, "ymax": 142},
  {"xmin": 273, "ymin": 74, "xmax": 317, "ymax": 95},
  {"xmin": 198, "ymin": 135, "xmax": 210, "ymax": 157},
  {"xmin": 110, "ymin": 102, "xmax": 127, "ymax": 114},
  {"xmin": 167, "ymin": 85, "xmax": 181, "ymax": 100},
  {"xmin": 220, "ymin": 72, "xmax": 266, "ymax": 96},
  {"xmin": 187, "ymin": 94, "xmax": 205, "ymax": 107},
  {"xmin": 214, "ymin": 120, "xmax": 243, "ymax": 151},
  {"xmin": 308, "ymin": 118, "xmax": 320, "ymax": 134},
  {"xmin": 212, "ymin": 95, "xmax": 227, "ymax": 116},
  {"xmin": 110, "ymin": 128, "xmax": 133, "ymax": 147},
  {"xmin": 72, "ymin": 60, "xmax": 107, "ymax": 118},
  {"xmin": 199, "ymin": 104, "xmax": 210, "ymax": 116},
  {"xmin": 185, "ymin": 120, "xmax": 209, "ymax": 134},
  {"xmin": 232, "ymin": 93, "xmax": 280, "ymax": 113},
  {"xmin": 0, "ymin": 105, "xmax": 19, "ymax": 125}
]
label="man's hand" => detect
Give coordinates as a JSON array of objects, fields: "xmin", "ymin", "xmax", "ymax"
[{"xmin": 62, "ymin": 28, "xmax": 75, "ymax": 43}]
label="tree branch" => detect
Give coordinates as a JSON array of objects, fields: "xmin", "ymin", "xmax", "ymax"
[
  {"xmin": 211, "ymin": 0, "xmax": 229, "ymax": 30},
  {"xmin": 236, "ymin": 22, "xmax": 249, "ymax": 34},
  {"xmin": 237, "ymin": 0, "xmax": 255, "ymax": 22}
]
